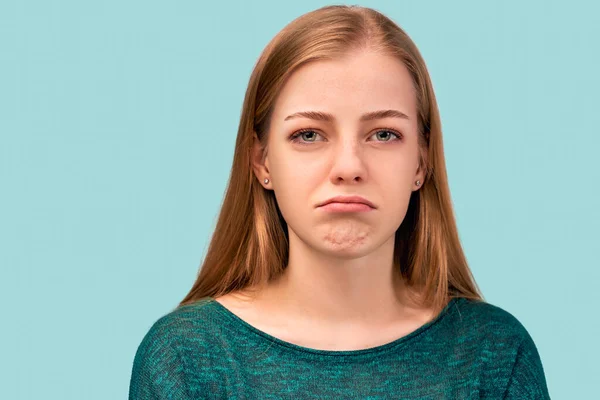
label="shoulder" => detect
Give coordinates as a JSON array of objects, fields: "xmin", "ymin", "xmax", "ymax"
[
  {"xmin": 129, "ymin": 298, "xmax": 223, "ymax": 397},
  {"xmin": 447, "ymin": 298, "xmax": 543, "ymax": 370},
  {"xmin": 452, "ymin": 297, "xmax": 534, "ymax": 343},
  {"xmin": 129, "ymin": 298, "xmax": 221, "ymax": 398},
  {"xmin": 446, "ymin": 298, "xmax": 550, "ymax": 397},
  {"xmin": 135, "ymin": 297, "xmax": 218, "ymax": 350},
  {"xmin": 452, "ymin": 298, "xmax": 549, "ymax": 392},
  {"xmin": 131, "ymin": 298, "xmax": 221, "ymax": 370}
]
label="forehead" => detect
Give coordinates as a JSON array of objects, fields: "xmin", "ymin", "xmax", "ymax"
[{"xmin": 272, "ymin": 51, "xmax": 417, "ymax": 120}]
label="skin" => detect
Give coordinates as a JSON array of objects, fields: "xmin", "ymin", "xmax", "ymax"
[{"xmin": 217, "ymin": 49, "xmax": 431, "ymax": 350}]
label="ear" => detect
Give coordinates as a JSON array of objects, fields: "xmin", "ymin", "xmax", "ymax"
[
  {"xmin": 251, "ymin": 132, "xmax": 270, "ymax": 188},
  {"xmin": 413, "ymin": 148, "xmax": 428, "ymax": 191},
  {"xmin": 413, "ymin": 162, "xmax": 425, "ymax": 191}
]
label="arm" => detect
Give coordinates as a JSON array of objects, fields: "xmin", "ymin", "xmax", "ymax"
[{"xmin": 502, "ymin": 333, "xmax": 551, "ymax": 399}]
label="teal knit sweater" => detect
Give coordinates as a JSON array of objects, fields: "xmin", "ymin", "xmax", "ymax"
[{"xmin": 129, "ymin": 297, "xmax": 550, "ymax": 399}]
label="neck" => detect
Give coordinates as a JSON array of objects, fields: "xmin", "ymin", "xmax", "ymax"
[{"xmin": 252, "ymin": 231, "xmax": 425, "ymax": 327}]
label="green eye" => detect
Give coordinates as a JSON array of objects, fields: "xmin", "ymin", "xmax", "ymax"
[
  {"xmin": 373, "ymin": 130, "xmax": 401, "ymax": 141},
  {"xmin": 289, "ymin": 129, "xmax": 322, "ymax": 144}
]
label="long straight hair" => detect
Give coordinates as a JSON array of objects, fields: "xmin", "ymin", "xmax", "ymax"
[{"xmin": 179, "ymin": 5, "xmax": 484, "ymax": 316}]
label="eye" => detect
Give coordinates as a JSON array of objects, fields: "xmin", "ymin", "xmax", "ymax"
[
  {"xmin": 370, "ymin": 129, "xmax": 403, "ymax": 142},
  {"xmin": 288, "ymin": 128, "xmax": 403, "ymax": 145},
  {"xmin": 288, "ymin": 129, "xmax": 324, "ymax": 144}
]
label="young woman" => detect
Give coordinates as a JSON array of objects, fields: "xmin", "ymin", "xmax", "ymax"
[{"xmin": 129, "ymin": 5, "xmax": 550, "ymax": 399}]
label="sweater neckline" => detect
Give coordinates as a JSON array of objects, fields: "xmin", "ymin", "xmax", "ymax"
[{"xmin": 206, "ymin": 296, "xmax": 461, "ymax": 357}]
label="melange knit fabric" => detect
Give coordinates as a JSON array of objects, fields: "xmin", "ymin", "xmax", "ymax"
[{"xmin": 128, "ymin": 296, "xmax": 550, "ymax": 399}]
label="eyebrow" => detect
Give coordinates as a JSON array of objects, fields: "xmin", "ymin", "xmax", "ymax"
[{"xmin": 284, "ymin": 109, "xmax": 410, "ymax": 122}]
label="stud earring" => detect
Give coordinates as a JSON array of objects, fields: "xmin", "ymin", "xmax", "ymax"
[
  {"xmin": 264, "ymin": 178, "xmax": 269, "ymax": 184},
  {"xmin": 416, "ymin": 180, "xmax": 421, "ymax": 186}
]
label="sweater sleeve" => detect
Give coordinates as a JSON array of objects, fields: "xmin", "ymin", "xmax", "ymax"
[
  {"xmin": 502, "ymin": 332, "xmax": 551, "ymax": 399},
  {"xmin": 128, "ymin": 317, "xmax": 194, "ymax": 400}
]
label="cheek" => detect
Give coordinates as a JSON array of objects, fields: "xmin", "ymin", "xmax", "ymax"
[
  {"xmin": 271, "ymin": 178, "xmax": 311, "ymax": 235},
  {"xmin": 272, "ymin": 171, "xmax": 314, "ymax": 209},
  {"xmin": 377, "ymin": 152, "xmax": 417, "ymax": 181},
  {"xmin": 270, "ymin": 164, "xmax": 321, "ymax": 226},
  {"xmin": 376, "ymin": 155, "xmax": 417, "ymax": 209},
  {"xmin": 270, "ymin": 150, "xmax": 324, "ymax": 184}
]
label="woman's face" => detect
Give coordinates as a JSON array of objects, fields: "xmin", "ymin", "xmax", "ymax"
[{"xmin": 254, "ymin": 50, "xmax": 424, "ymax": 258}]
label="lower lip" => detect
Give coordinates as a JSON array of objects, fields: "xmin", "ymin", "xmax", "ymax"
[{"xmin": 318, "ymin": 202, "xmax": 374, "ymax": 212}]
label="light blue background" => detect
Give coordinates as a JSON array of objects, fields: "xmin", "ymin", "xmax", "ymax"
[{"xmin": 1, "ymin": 0, "xmax": 598, "ymax": 398}]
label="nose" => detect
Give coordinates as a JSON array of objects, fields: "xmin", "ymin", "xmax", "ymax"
[{"xmin": 328, "ymin": 139, "xmax": 367, "ymax": 184}]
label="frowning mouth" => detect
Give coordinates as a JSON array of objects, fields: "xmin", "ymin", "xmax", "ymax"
[
  {"xmin": 318, "ymin": 202, "xmax": 374, "ymax": 213},
  {"xmin": 317, "ymin": 195, "xmax": 375, "ymax": 208},
  {"xmin": 316, "ymin": 195, "xmax": 376, "ymax": 211}
]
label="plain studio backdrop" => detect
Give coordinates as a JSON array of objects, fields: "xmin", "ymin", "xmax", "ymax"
[{"xmin": 1, "ymin": 0, "xmax": 598, "ymax": 398}]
